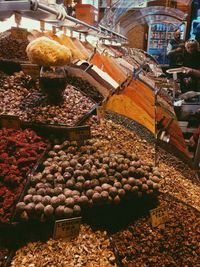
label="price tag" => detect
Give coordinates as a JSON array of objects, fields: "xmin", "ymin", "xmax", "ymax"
[
  {"xmin": 0, "ymin": 115, "xmax": 20, "ymax": 129},
  {"xmin": 53, "ymin": 217, "xmax": 81, "ymax": 240},
  {"xmin": 68, "ymin": 126, "xmax": 91, "ymax": 141},
  {"xmin": 10, "ymin": 27, "xmax": 29, "ymax": 39},
  {"xmin": 96, "ymin": 105, "xmax": 105, "ymax": 119},
  {"xmin": 150, "ymin": 205, "xmax": 169, "ymax": 228},
  {"xmin": 21, "ymin": 64, "xmax": 40, "ymax": 79}
]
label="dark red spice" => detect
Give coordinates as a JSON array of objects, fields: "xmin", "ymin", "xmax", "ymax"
[{"xmin": 0, "ymin": 128, "xmax": 46, "ymax": 223}]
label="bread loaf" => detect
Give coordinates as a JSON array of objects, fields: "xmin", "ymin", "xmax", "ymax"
[{"xmin": 26, "ymin": 36, "xmax": 72, "ymax": 66}]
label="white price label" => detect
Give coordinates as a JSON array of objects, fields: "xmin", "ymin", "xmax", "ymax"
[
  {"xmin": 96, "ymin": 105, "xmax": 105, "ymax": 119},
  {"xmin": 53, "ymin": 217, "xmax": 81, "ymax": 240},
  {"xmin": 150, "ymin": 205, "xmax": 169, "ymax": 228}
]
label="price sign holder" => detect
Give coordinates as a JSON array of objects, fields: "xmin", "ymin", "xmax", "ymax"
[
  {"xmin": 14, "ymin": 12, "xmax": 22, "ymax": 27},
  {"xmin": 0, "ymin": 115, "xmax": 20, "ymax": 129},
  {"xmin": 52, "ymin": 26, "xmax": 57, "ymax": 34},
  {"xmin": 96, "ymin": 99, "xmax": 107, "ymax": 120},
  {"xmin": 53, "ymin": 217, "xmax": 81, "ymax": 240},
  {"xmin": 96, "ymin": 105, "xmax": 105, "ymax": 119},
  {"xmin": 62, "ymin": 26, "xmax": 67, "ymax": 35},
  {"xmin": 150, "ymin": 205, "xmax": 169, "ymax": 229},
  {"xmin": 40, "ymin": 20, "xmax": 45, "ymax": 32},
  {"xmin": 67, "ymin": 125, "xmax": 91, "ymax": 141}
]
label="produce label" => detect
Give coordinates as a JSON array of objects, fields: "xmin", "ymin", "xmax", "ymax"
[
  {"xmin": 21, "ymin": 64, "xmax": 40, "ymax": 79},
  {"xmin": 68, "ymin": 126, "xmax": 91, "ymax": 141},
  {"xmin": 150, "ymin": 205, "xmax": 169, "ymax": 228},
  {"xmin": 96, "ymin": 105, "xmax": 105, "ymax": 119},
  {"xmin": 53, "ymin": 217, "xmax": 81, "ymax": 240},
  {"xmin": 0, "ymin": 114, "xmax": 20, "ymax": 129}
]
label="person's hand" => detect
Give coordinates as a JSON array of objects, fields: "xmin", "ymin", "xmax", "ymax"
[
  {"xmin": 182, "ymin": 67, "xmax": 193, "ymax": 75},
  {"xmin": 176, "ymin": 47, "xmax": 183, "ymax": 52},
  {"xmin": 173, "ymin": 47, "xmax": 183, "ymax": 53},
  {"xmin": 179, "ymin": 43, "xmax": 185, "ymax": 49}
]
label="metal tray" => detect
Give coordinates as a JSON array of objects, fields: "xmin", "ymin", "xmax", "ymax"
[
  {"xmin": 0, "ymin": 145, "xmax": 49, "ymax": 228},
  {"xmin": 11, "ymin": 145, "xmax": 51, "ymax": 225},
  {"xmin": 19, "ymin": 103, "xmax": 96, "ymax": 138}
]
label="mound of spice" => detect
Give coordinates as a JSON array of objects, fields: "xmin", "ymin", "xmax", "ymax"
[
  {"xmin": 11, "ymin": 225, "xmax": 117, "ymax": 267},
  {"xmin": 0, "ymin": 128, "xmax": 46, "ymax": 223},
  {"xmin": 0, "ymin": 72, "xmax": 95, "ymax": 126},
  {"xmin": 0, "ymin": 31, "xmax": 29, "ymax": 61},
  {"xmin": 16, "ymin": 136, "xmax": 159, "ymax": 222},
  {"xmin": 112, "ymin": 194, "xmax": 200, "ymax": 266}
]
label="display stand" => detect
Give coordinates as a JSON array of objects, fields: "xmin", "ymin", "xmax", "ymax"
[{"xmin": 0, "ymin": 0, "xmax": 128, "ymax": 43}]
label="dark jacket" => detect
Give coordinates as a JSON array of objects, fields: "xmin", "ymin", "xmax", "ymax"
[
  {"xmin": 167, "ymin": 39, "xmax": 184, "ymax": 68},
  {"xmin": 183, "ymin": 50, "xmax": 200, "ymax": 69}
]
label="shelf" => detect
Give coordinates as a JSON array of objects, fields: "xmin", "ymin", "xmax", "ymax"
[
  {"xmin": 150, "ymin": 38, "xmax": 167, "ymax": 40},
  {"xmin": 149, "ymin": 47, "xmax": 167, "ymax": 49},
  {"xmin": 151, "ymin": 30, "xmax": 166, "ymax": 33},
  {"xmin": 151, "ymin": 31, "xmax": 181, "ymax": 33},
  {"xmin": 0, "ymin": 0, "xmax": 128, "ymax": 42}
]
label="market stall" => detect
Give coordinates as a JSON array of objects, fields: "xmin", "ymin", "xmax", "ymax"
[{"xmin": 0, "ymin": 1, "xmax": 199, "ymax": 266}]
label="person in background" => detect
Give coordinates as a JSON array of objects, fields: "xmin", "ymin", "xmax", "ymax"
[
  {"xmin": 167, "ymin": 28, "xmax": 185, "ymax": 68},
  {"xmin": 181, "ymin": 40, "xmax": 200, "ymax": 92},
  {"xmin": 183, "ymin": 39, "xmax": 200, "ymax": 69},
  {"xmin": 195, "ymin": 23, "xmax": 200, "ymax": 46},
  {"xmin": 195, "ymin": 32, "xmax": 200, "ymax": 47},
  {"xmin": 183, "ymin": 67, "xmax": 200, "ymax": 78}
]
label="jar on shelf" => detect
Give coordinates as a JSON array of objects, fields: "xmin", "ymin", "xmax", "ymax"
[{"xmin": 39, "ymin": 66, "xmax": 66, "ymax": 105}]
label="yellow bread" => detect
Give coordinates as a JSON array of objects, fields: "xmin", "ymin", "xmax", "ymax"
[{"xmin": 26, "ymin": 36, "xmax": 72, "ymax": 66}]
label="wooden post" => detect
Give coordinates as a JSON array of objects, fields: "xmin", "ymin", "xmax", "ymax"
[
  {"xmin": 40, "ymin": 20, "xmax": 45, "ymax": 32},
  {"xmin": 14, "ymin": 12, "xmax": 22, "ymax": 27}
]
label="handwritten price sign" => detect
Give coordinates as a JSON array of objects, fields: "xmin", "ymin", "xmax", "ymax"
[
  {"xmin": 150, "ymin": 205, "xmax": 169, "ymax": 228},
  {"xmin": 53, "ymin": 217, "xmax": 81, "ymax": 240},
  {"xmin": 68, "ymin": 126, "xmax": 91, "ymax": 141},
  {"xmin": 96, "ymin": 105, "xmax": 105, "ymax": 119}
]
